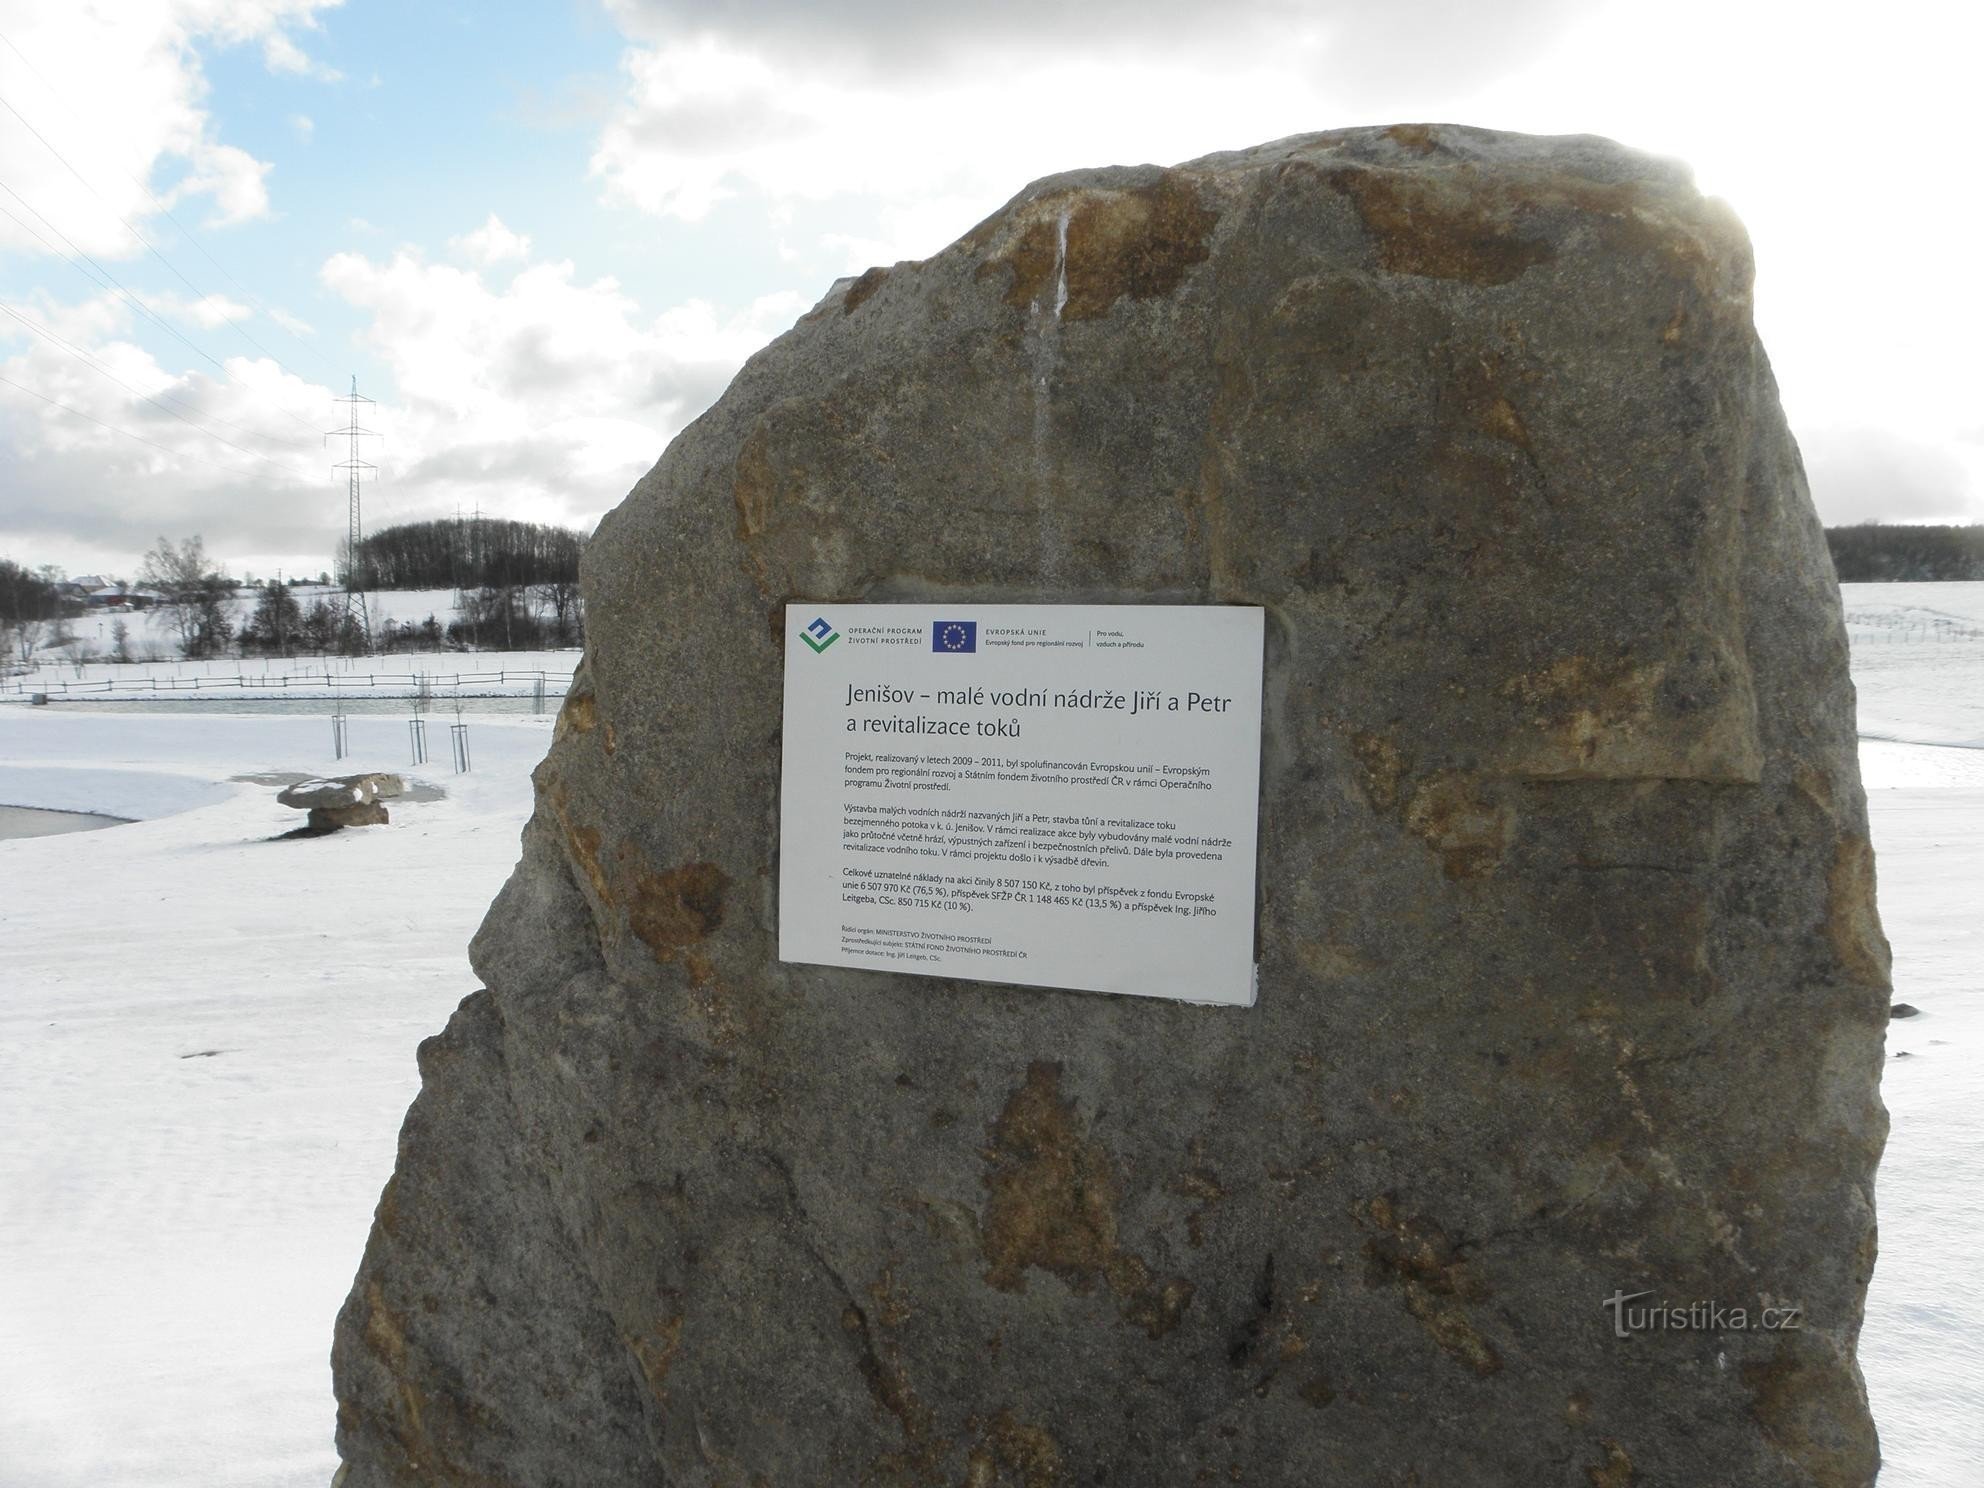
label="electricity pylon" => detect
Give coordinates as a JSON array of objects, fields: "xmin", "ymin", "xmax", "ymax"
[{"xmin": 326, "ymin": 375, "xmax": 377, "ymax": 651}]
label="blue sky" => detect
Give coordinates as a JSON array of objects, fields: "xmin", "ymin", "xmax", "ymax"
[
  {"xmin": 185, "ymin": 1, "xmax": 791, "ymax": 364},
  {"xmin": 1, "ymin": 0, "xmax": 1978, "ymax": 580}
]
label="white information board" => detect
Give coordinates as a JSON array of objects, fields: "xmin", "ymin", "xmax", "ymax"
[{"xmin": 778, "ymin": 604, "xmax": 1264, "ymax": 1006}]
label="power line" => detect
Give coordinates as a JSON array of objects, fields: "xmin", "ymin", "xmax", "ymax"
[
  {"xmin": 0, "ymin": 197, "xmax": 115, "ymax": 292},
  {"xmin": 0, "ymin": 369, "xmax": 278, "ymax": 480},
  {"xmin": 0, "ymin": 301, "xmax": 319, "ymax": 477},
  {"xmin": 0, "ymin": 28, "xmax": 344, "ymax": 385},
  {"xmin": 0, "ymin": 85, "xmax": 334, "ymax": 407},
  {"xmin": 0, "ymin": 33, "xmax": 418, "ymax": 566},
  {"xmin": 0, "ymin": 86, "xmax": 330, "ymax": 443},
  {"xmin": 0, "ymin": 174, "xmax": 231, "ymax": 373},
  {"xmin": 0, "ymin": 169, "xmax": 335, "ymax": 453}
]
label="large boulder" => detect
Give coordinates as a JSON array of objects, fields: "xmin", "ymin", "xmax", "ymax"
[{"xmin": 333, "ymin": 125, "xmax": 1888, "ymax": 1486}]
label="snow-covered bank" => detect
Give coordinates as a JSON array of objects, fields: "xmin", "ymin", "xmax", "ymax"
[
  {"xmin": 1856, "ymin": 769, "xmax": 1984, "ymax": 1485},
  {"xmin": 1845, "ymin": 580, "xmax": 1984, "ymax": 750},
  {"xmin": 0, "ymin": 709, "xmax": 551, "ymax": 1488}
]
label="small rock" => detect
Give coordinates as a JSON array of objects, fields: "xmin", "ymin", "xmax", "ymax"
[{"xmin": 1890, "ymin": 1003, "xmax": 1920, "ymax": 1019}]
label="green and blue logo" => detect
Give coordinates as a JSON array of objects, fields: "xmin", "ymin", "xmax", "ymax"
[{"xmin": 801, "ymin": 616, "xmax": 839, "ymax": 653}]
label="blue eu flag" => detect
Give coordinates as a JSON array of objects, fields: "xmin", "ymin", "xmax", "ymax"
[{"xmin": 931, "ymin": 620, "xmax": 977, "ymax": 653}]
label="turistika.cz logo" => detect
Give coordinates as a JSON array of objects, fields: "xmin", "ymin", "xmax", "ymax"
[
  {"xmin": 1601, "ymin": 1290, "xmax": 1803, "ymax": 1338},
  {"xmin": 932, "ymin": 620, "xmax": 976, "ymax": 653},
  {"xmin": 801, "ymin": 616, "xmax": 839, "ymax": 653}
]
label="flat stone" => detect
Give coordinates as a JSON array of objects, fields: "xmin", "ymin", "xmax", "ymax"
[
  {"xmin": 277, "ymin": 777, "xmax": 368, "ymax": 810},
  {"xmin": 333, "ymin": 125, "xmax": 1888, "ymax": 1487},
  {"xmin": 277, "ymin": 773, "xmax": 406, "ymax": 810}
]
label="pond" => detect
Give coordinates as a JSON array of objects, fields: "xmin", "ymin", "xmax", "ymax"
[{"xmin": 0, "ymin": 803, "xmax": 132, "ymax": 840}]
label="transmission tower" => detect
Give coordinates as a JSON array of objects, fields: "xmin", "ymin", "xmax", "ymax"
[{"xmin": 326, "ymin": 375, "xmax": 378, "ymax": 649}]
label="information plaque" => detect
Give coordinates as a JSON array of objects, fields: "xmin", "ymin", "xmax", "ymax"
[{"xmin": 778, "ymin": 604, "xmax": 1264, "ymax": 1005}]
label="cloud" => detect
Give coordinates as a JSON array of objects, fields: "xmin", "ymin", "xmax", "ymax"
[
  {"xmin": 590, "ymin": 36, "xmax": 1310, "ymax": 239},
  {"xmin": 1800, "ymin": 428, "xmax": 1980, "ymax": 527},
  {"xmin": 0, "ymin": 0, "xmax": 341, "ymax": 259},
  {"xmin": 450, "ymin": 214, "xmax": 532, "ymax": 266},
  {"xmin": 0, "ymin": 235, "xmax": 773, "ymax": 577},
  {"xmin": 585, "ymin": 0, "xmax": 1582, "ymax": 252},
  {"xmin": 163, "ymin": 141, "xmax": 273, "ymax": 227},
  {"xmin": 140, "ymin": 291, "xmax": 254, "ymax": 329},
  {"xmin": 289, "ymin": 112, "xmax": 315, "ymax": 141},
  {"xmin": 294, "ymin": 236, "xmax": 803, "ymax": 536},
  {"xmin": 601, "ymin": 0, "xmax": 1577, "ymax": 87},
  {"xmin": 0, "ymin": 286, "xmax": 335, "ymax": 573},
  {"xmin": 263, "ymin": 28, "xmax": 342, "ymax": 81}
]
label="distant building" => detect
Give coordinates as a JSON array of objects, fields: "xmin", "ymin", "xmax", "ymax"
[{"xmin": 86, "ymin": 585, "xmax": 158, "ymax": 610}]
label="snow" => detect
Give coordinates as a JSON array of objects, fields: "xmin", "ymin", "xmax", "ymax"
[
  {"xmin": 6, "ymin": 644, "xmax": 576, "ymax": 706},
  {"xmin": 34, "ymin": 587, "xmax": 466, "ymax": 665},
  {"xmin": 1843, "ymin": 582, "xmax": 1984, "ymax": 750},
  {"xmin": 0, "ymin": 710, "xmax": 549, "ymax": 1488},
  {"xmin": 0, "ymin": 581, "xmax": 1976, "ymax": 1484}
]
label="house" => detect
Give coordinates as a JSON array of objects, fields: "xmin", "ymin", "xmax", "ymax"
[{"xmin": 85, "ymin": 584, "xmax": 160, "ymax": 610}]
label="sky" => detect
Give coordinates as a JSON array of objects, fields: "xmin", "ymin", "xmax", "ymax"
[{"xmin": 0, "ymin": 0, "xmax": 1978, "ymax": 582}]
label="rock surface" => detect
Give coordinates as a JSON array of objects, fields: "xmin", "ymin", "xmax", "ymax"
[{"xmin": 333, "ymin": 126, "xmax": 1888, "ymax": 1486}]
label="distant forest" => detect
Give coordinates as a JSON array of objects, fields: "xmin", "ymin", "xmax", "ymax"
[
  {"xmin": 1826, "ymin": 524, "xmax": 1984, "ymax": 582},
  {"xmin": 350, "ymin": 516, "xmax": 585, "ymax": 590}
]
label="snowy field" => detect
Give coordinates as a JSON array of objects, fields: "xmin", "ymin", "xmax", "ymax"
[
  {"xmin": 0, "ymin": 582, "xmax": 1979, "ymax": 1485},
  {"xmin": 6, "ymin": 589, "xmax": 578, "ymax": 708}
]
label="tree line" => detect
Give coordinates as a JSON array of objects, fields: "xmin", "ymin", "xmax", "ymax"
[
  {"xmin": 348, "ymin": 516, "xmax": 585, "ymax": 591},
  {"xmin": 4, "ymin": 532, "xmax": 586, "ymax": 666},
  {"xmin": 0, "ymin": 559, "xmax": 66, "ymax": 663},
  {"xmin": 1827, "ymin": 524, "xmax": 1984, "ymax": 582}
]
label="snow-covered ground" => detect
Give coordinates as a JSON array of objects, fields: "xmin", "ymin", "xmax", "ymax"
[
  {"xmin": 0, "ymin": 710, "xmax": 553, "ymax": 1487},
  {"xmin": 1840, "ymin": 582, "xmax": 1984, "ymax": 1485},
  {"xmin": 0, "ymin": 583, "xmax": 1977, "ymax": 1486}
]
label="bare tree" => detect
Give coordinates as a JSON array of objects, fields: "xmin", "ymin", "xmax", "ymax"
[
  {"xmin": 139, "ymin": 535, "xmax": 233, "ymax": 658},
  {"xmin": 533, "ymin": 578, "xmax": 583, "ymax": 645}
]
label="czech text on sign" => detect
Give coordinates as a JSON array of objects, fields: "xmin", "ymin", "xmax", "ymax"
[{"xmin": 778, "ymin": 605, "xmax": 1264, "ymax": 1006}]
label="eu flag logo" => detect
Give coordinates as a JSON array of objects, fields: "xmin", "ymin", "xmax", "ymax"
[{"xmin": 932, "ymin": 620, "xmax": 976, "ymax": 653}]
